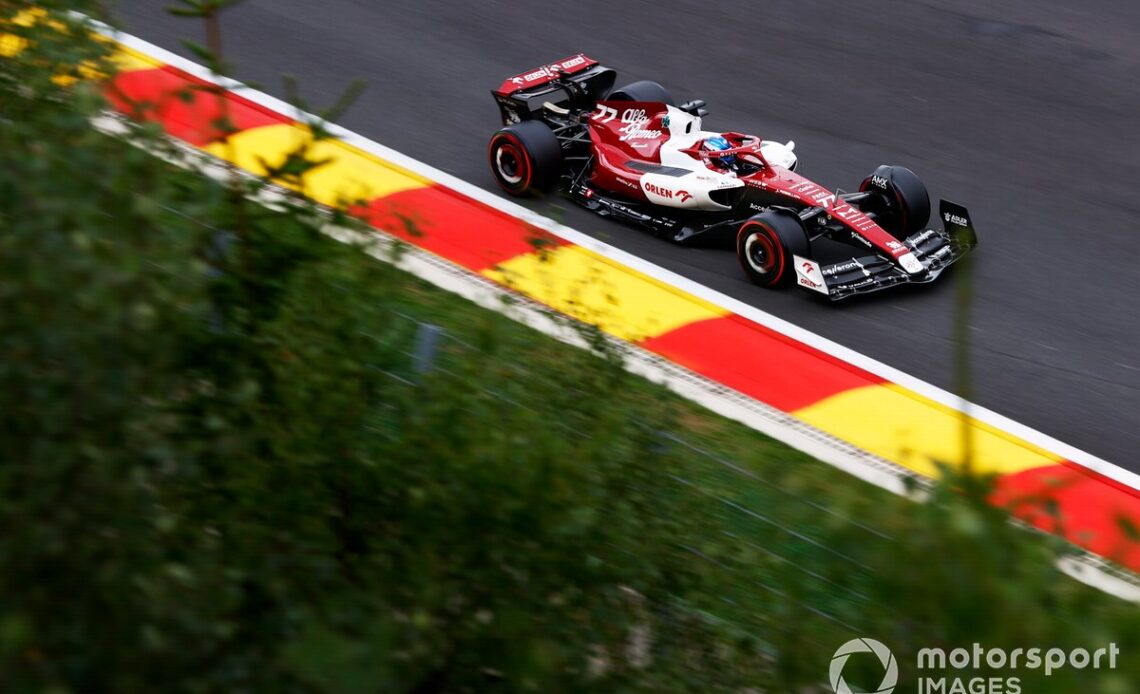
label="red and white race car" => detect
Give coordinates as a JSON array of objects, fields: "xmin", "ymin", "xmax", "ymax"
[{"xmin": 487, "ymin": 55, "xmax": 977, "ymax": 300}]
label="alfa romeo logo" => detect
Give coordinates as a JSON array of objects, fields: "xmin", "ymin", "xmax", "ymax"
[{"xmin": 829, "ymin": 638, "xmax": 898, "ymax": 694}]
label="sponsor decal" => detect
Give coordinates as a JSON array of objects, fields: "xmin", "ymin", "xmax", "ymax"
[
  {"xmin": 850, "ymin": 230, "xmax": 875, "ymax": 249},
  {"xmin": 886, "ymin": 240, "xmax": 906, "ymax": 253},
  {"xmin": 827, "ymin": 201, "xmax": 878, "ymax": 232},
  {"xmin": 837, "ymin": 277, "xmax": 877, "ymax": 291},
  {"xmin": 870, "ymin": 174, "xmax": 889, "ymax": 189},
  {"xmin": 790, "ymin": 180, "xmax": 837, "ymax": 207},
  {"xmin": 644, "ymin": 182, "xmax": 691, "ymax": 202},
  {"xmin": 833, "ymin": 205, "xmax": 858, "ymax": 220},
  {"xmin": 822, "ymin": 258, "xmax": 866, "ymax": 277},
  {"xmin": 793, "ymin": 255, "xmax": 829, "ymax": 295},
  {"xmin": 910, "ymin": 229, "xmax": 937, "ymax": 246},
  {"xmin": 610, "ymin": 201, "xmax": 636, "ymax": 215},
  {"xmin": 617, "ymin": 108, "xmax": 663, "ymax": 145},
  {"xmin": 621, "ymin": 108, "xmax": 648, "ymax": 123},
  {"xmin": 521, "ymin": 67, "xmax": 555, "ymax": 82},
  {"xmin": 943, "ymin": 211, "xmax": 970, "ymax": 227},
  {"xmin": 513, "ymin": 56, "xmax": 588, "ymax": 86}
]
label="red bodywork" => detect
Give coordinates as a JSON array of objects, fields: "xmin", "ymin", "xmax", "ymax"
[
  {"xmin": 586, "ymin": 100, "xmax": 671, "ymax": 196},
  {"xmin": 585, "ymin": 100, "xmax": 911, "ymax": 263},
  {"xmin": 742, "ymin": 168, "xmax": 910, "ymax": 262}
]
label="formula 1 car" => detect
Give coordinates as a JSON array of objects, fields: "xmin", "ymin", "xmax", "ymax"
[{"xmin": 486, "ymin": 55, "xmax": 977, "ymax": 300}]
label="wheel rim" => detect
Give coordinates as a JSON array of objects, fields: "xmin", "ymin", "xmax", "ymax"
[
  {"xmin": 495, "ymin": 142, "xmax": 525, "ymax": 185},
  {"xmin": 744, "ymin": 229, "xmax": 778, "ymax": 275}
]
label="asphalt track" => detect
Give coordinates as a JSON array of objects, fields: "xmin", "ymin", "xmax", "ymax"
[{"xmin": 112, "ymin": 0, "xmax": 1140, "ymax": 468}]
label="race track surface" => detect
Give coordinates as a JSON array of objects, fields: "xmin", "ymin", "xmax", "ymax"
[{"xmin": 113, "ymin": 0, "xmax": 1140, "ymax": 467}]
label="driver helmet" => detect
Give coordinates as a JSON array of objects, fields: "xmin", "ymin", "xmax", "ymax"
[{"xmin": 702, "ymin": 135, "xmax": 736, "ymax": 169}]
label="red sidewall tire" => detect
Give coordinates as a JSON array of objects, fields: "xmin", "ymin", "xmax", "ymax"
[
  {"xmin": 488, "ymin": 132, "xmax": 533, "ymax": 195},
  {"xmin": 486, "ymin": 121, "xmax": 562, "ymax": 196},
  {"xmin": 737, "ymin": 221, "xmax": 788, "ymax": 287}
]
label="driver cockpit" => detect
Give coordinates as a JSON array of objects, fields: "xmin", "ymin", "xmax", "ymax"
[{"xmin": 701, "ymin": 135, "xmax": 740, "ymax": 172}]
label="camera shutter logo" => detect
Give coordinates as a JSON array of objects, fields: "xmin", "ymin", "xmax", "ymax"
[{"xmin": 829, "ymin": 638, "xmax": 898, "ymax": 694}]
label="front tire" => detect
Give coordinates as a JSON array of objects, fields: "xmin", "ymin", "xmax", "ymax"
[
  {"xmin": 736, "ymin": 210, "xmax": 810, "ymax": 288},
  {"xmin": 858, "ymin": 165, "xmax": 930, "ymax": 239},
  {"xmin": 487, "ymin": 121, "xmax": 562, "ymax": 196}
]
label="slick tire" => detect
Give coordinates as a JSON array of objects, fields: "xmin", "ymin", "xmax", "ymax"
[
  {"xmin": 858, "ymin": 165, "xmax": 930, "ymax": 239},
  {"xmin": 607, "ymin": 80, "xmax": 675, "ymax": 106},
  {"xmin": 736, "ymin": 210, "xmax": 810, "ymax": 288},
  {"xmin": 488, "ymin": 121, "xmax": 562, "ymax": 196}
]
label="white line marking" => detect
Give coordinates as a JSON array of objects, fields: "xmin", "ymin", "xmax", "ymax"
[{"xmin": 91, "ymin": 21, "xmax": 1140, "ymax": 492}]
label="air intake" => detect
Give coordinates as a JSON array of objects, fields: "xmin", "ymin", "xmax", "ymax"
[{"xmin": 708, "ymin": 187, "xmax": 745, "ymax": 208}]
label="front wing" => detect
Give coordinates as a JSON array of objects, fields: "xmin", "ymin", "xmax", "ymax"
[{"xmin": 794, "ymin": 200, "xmax": 978, "ymax": 301}]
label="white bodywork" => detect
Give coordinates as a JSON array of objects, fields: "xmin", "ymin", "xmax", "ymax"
[
  {"xmin": 793, "ymin": 255, "xmax": 829, "ymax": 295},
  {"xmin": 898, "ymin": 251, "xmax": 925, "ymax": 275},
  {"xmin": 636, "ymin": 106, "xmax": 798, "ymax": 211}
]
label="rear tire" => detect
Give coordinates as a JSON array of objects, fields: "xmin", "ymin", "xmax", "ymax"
[
  {"xmin": 858, "ymin": 165, "xmax": 930, "ymax": 239},
  {"xmin": 607, "ymin": 80, "xmax": 674, "ymax": 105},
  {"xmin": 736, "ymin": 210, "xmax": 810, "ymax": 288},
  {"xmin": 487, "ymin": 121, "xmax": 562, "ymax": 196}
]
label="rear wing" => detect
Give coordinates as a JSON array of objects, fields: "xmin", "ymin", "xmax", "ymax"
[
  {"xmin": 492, "ymin": 55, "xmax": 616, "ymax": 126},
  {"xmin": 493, "ymin": 54, "xmax": 599, "ymax": 96}
]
